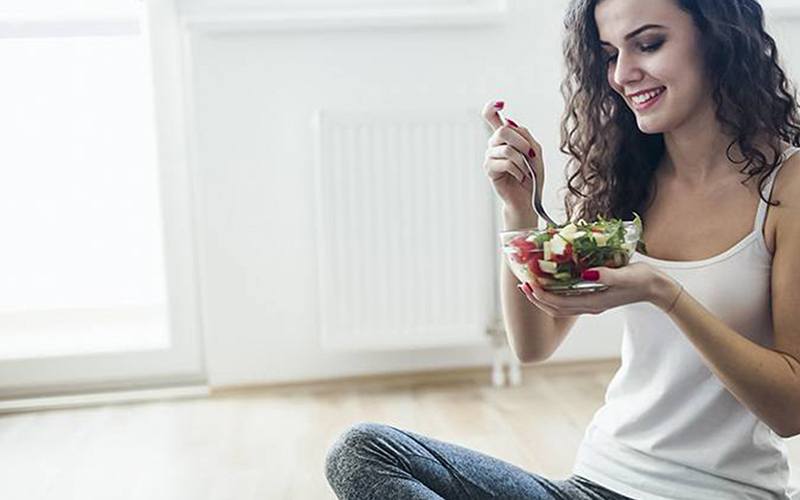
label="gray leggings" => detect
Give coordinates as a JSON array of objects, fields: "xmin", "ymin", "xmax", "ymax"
[{"xmin": 325, "ymin": 422, "xmax": 633, "ymax": 500}]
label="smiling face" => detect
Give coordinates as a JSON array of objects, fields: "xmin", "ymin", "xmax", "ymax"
[{"xmin": 595, "ymin": 0, "xmax": 712, "ymax": 134}]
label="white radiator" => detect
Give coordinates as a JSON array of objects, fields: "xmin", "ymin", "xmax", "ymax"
[{"xmin": 312, "ymin": 108, "xmax": 497, "ymax": 351}]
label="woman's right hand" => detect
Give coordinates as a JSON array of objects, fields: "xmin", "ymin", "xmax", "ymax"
[{"xmin": 481, "ymin": 100, "xmax": 545, "ymax": 215}]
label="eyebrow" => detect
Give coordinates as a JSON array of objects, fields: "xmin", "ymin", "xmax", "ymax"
[{"xmin": 599, "ymin": 24, "xmax": 667, "ymax": 46}]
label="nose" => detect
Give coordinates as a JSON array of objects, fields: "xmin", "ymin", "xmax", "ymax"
[{"xmin": 612, "ymin": 50, "xmax": 643, "ymax": 89}]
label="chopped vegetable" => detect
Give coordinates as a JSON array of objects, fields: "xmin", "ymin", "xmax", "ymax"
[{"xmin": 503, "ymin": 212, "xmax": 645, "ymax": 287}]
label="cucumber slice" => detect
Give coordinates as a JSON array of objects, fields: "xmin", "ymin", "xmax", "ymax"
[
  {"xmin": 538, "ymin": 260, "xmax": 558, "ymax": 274},
  {"xmin": 553, "ymin": 271, "xmax": 573, "ymax": 281}
]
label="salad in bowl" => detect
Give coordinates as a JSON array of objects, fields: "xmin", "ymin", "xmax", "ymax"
[{"xmin": 500, "ymin": 213, "xmax": 645, "ymax": 295}]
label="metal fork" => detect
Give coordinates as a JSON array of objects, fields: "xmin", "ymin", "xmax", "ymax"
[{"xmin": 498, "ymin": 112, "xmax": 560, "ymax": 227}]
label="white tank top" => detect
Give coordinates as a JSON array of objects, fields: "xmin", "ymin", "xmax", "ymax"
[{"xmin": 572, "ymin": 147, "xmax": 800, "ymax": 500}]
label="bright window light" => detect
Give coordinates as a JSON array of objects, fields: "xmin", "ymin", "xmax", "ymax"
[{"xmin": 0, "ymin": 2, "xmax": 170, "ymax": 358}]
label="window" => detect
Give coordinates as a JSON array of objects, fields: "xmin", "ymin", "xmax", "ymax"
[{"xmin": 0, "ymin": 0, "xmax": 168, "ymax": 359}]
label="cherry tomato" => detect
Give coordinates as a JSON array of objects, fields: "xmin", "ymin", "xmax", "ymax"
[{"xmin": 509, "ymin": 237, "xmax": 539, "ymax": 264}]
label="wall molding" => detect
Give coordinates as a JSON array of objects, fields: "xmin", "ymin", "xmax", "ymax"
[{"xmin": 182, "ymin": 0, "xmax": 508, "ymax": 34}]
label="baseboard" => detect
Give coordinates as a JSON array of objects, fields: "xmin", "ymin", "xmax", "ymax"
[
  {"xmin": 212, "ymin": 358, "xmax": 621, "ymax": 396},
  {"xmin": 0, "ymin": 384, "xmax": 209, "ymax": 414}
]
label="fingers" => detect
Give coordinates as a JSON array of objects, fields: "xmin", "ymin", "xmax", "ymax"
[
  {"xmin": 481, "ymin": 99, "xmax": 540, "ymax": 165},
  {"xmin": 487, "ymin": 125, "xmax": 540, "ymax": 191},
  {"xmin": 524, "ymin": 281, "xmax": 560, "ymax": 309},
  {"xmin": 481, "ymin": 100, "xmax": 506, "ymax": 131},
  {"xmin": 530, "ymin": 282, "xmax": 607, "ymax": 315},
  {"xmin": 521, "ymin": 281, "xmax": 607, "ymax": 316},
  {"xmin": 485, "ymin": 158, "xmax": 529, "ymax": 184},
  {"xmin": 480, "ymin": 100, "xmax": 543, "ymax": 194},
  {"xmin": 513, "ymin": 126, "xmax": 543, "ymax": 165},
  {"xmin": 488, "ymin": 126, "xmax": 537, "ymax": 166},
  {"xmin": 517, "ymin": 282, "xmax": 570, "ymax": 317},
  {"xmin": 485, "ymin": 146, "xmax": 530, "ymax": 183}
]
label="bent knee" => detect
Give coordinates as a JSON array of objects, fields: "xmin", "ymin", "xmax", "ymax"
[{"xmin": 324, "ymin": 422, "xmax": 391, "ymax": 487}]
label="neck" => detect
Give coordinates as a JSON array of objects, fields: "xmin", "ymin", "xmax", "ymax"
[{"xmin": 660, "ymin": 102, "xmax": 739, "ymax": 186}]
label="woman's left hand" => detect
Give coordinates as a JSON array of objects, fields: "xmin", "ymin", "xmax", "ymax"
[{"xmin": 519, "ymin": 262, "xmax": 673, "ymax": 317}]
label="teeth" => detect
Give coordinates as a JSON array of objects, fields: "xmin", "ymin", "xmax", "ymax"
[{"xmin": 632, "ymin": 87, "xmax": 665, "ymax": 105}]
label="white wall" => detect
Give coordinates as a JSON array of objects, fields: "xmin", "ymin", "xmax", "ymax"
[{"xmin": 177, "ymin": 0, "xmax": 800, "ymax": 387}]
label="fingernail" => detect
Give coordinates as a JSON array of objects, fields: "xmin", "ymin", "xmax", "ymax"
[
  {"xmin": 494, "ymin": 101, "xmax": 505, "ymax": 109},
  {"xmin": 506, "ymin": 118, "xmax": 518, "ymax": 128},
  {"xmin": 582, "ymin": 270, "xmax": 600, "ymax": 281},
  {"xmin": 528, "ymin": 148, "xmax": 536, "ymax": 158}
]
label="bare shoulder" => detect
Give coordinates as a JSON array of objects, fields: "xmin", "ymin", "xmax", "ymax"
[
  {"xmin": 772, "ymin": 148, "xmax": 800, "ymax": 247},
  {"xmin": 772, "ymin": 148, "xmax": 800, "ymax": 211}
]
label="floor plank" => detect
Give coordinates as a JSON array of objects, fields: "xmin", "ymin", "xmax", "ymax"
[{"xmin": 0, "ymin": 359, "xmax": 798, "ymax": 499}]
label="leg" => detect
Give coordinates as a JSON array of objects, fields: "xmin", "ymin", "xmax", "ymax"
[{"xmin": 325, "ymin": 422, "xmax": 575, "ymax": 500}]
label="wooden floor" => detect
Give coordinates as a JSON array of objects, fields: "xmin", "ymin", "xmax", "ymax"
[{"xmin": 1, "ymin": 359, "xmax": 798, "ymax": 499}]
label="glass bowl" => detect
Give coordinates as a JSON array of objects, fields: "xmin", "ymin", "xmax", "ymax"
[{"xmin": 499, "ymin": 217, "xmax": 642, "ymax": 296}]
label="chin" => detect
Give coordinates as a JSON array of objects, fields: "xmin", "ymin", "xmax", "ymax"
[{"xmin": 635, "ymin": 117, "xmax": 668, "ymax": 135}]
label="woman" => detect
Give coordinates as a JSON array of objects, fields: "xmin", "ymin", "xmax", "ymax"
[{"xmin": 325, "ymin": 0, "xmax": 800, "ymax": 498}]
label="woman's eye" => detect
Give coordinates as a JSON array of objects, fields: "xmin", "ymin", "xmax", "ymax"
[
  {"xmin": 640, "ymin": 40, "xmax": 664, "ymax": 53},
  {"xmin": 604, "ymin": 40, "xmax": 663, "ymax": 65}
]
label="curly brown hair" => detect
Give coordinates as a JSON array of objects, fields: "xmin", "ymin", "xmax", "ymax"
[{"xmin": 559, "ymin": 0, "xmax": 800, "ymax": 223}]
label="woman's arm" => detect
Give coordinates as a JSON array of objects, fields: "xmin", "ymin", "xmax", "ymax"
[
  {"xmin": 652, "ymin": 273, "xmax": 800, "ymax": 438},
  {"xmin": 501, "ymin": 208, "xmax": 579, "ymax": 363},
  {"xmin": 652, "ymin": 167, "xmax": 800, "ymax": 438}
]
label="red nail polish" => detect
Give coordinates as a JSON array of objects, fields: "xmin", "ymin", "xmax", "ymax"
[
  {"xmin": 528, "ymin": 148, "xmax": 536, "ymax": 158},
  {"xmin": 494, "ymin": 101, "xmax": 505, "ymax": 109},
  {"xmin": 506, "ymin": 118, "xmax": 518, "ymax": 128},
  {"xmin": 582, "ymin": 270, "xmax": 600, "ymax": 281}
]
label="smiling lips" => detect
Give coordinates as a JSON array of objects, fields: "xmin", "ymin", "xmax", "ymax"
[{"xmin": 628, "ymin": 86, "xmax": 666, "ymax": 110}]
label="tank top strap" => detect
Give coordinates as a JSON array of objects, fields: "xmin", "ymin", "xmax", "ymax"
[{"xmin": 753, "ymin": 146, "xmax": 800, "ymax": 233}]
